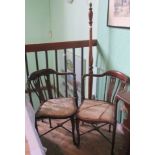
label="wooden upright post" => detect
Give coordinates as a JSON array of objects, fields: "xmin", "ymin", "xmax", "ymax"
[{"xmin": 88, "ymin": 3, "xmax": 93, "ymax": 99}]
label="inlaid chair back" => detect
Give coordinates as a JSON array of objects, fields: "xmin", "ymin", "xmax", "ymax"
[
  {"xmin": 27, "ymin": 68, "xmax": 78, "ymax": 107},
  {"xmin": 27, "ymin": 69, "xmax": 78, "ymax": 145},
  {"xmin": 76, "ymin": 70, "xmax": 130, "ymax": 155},
  {"xmin": 82, "ymin": 70, "xmax": 129, "ymax": 103}
]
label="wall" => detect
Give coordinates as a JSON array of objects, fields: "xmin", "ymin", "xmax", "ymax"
[
  {"xmin": 25, "ymin": 0, "xmax": 52, "ymax": 44},
  {"xmin": 96, "ymin": 0, "xmax": 130, "ymax": 76},
  {"xmin": 50, "ymin": 0, "xmax": 98, "ymax": 41},
  {"xmin": 25, "ymin": 0, "xmax": 54, "ymax": 81}
]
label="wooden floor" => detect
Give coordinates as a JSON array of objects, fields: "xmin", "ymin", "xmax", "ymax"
[{"xmin": 38, "ymin": 119, "xmax": 129, "ymax": 155}]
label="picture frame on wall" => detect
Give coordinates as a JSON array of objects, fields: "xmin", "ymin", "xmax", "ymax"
[{"xmin": 107, "ymin": 0, "xmax": 130, "ymax": 28}]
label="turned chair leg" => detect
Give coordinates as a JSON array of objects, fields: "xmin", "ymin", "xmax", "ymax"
[
  {"xmin": 111, "ymin": 123, "xmax": 116, "ymax": 155},
  {"xmin": 76, "ymin": 118, "xmax": 80, "ymax": 147},
  {"xmin": 71, "ymin": 116, "xmax": 76, "ymax": 145},
  {"xmin": 49, "ymin": 118, "xmax": 52, "ymax": 128}
]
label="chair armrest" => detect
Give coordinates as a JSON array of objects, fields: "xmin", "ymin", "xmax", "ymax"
[
  {"xmin": 57, "ymin": 72, "xmax": 75, "ymax": 77},
  {"xmin": 83, "ymin": 70, "xmax": 129, "ymax": 83},
  {"xmin": 83, "ymin": 73, "xmax": 105, "ymax": 79}
]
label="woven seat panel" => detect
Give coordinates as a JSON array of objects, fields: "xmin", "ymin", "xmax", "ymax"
[
  {"xmin": 36, "ymin": 97, "xmax": 77, "ymax": 118},
  {"xmin": 77, "ymin": 100, "xmax": 115, "ymax": 123}
]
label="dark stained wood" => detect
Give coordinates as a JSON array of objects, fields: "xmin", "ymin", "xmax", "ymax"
[
  {"xmin": 35, "ymin": 52, "xmax": 39, "ymax": 70},
  {"xmin": 25, "ymin": 85, "xmax": 56, "ymax": 94},
  {"xmin": 45, "ymin": 50, "xmax": 49, "ymax": 68},
  {"xmin": 55, "ymin": 50, "xmax": 58, "ymax": 71},
  {"xmin": 72, "ymin": 48, "xmax": 75, "ymax": 74},
  {"xmin": 25, "ymin": 53, "xmax": 29, "ymax": 77},
  {"xmin": 88, "ymin": 3, "xmax": 93, "ymax": 99},
  {"xmin": 84, "ymin": 70, "xmax": 129, "ymax": 82},
  {"xmin": 28, "ymin": 68, "xmax": 75, "ymax": 78},
  {"xmin": 104, "ymin": 76, "xmax": 108, "ymax": 100},
  {"xmin": 64, "ymin": 49, "xmax": 68, "ymax": 97},
  {"xmin": 107, "ymin": 77, "xmax": 116, "ymax": 102},
  {"xmin": 81, "ymin": 47, "xmax": 84, "ymax": 101},
  {"xmin": 27, "ymin": 68, "xmax": 77, "ymax": 108},
  {"xmin": 72, "ymin": 48, "xmax": 76, "ymax": 99},
  {"xmin": 55, "ymin": 50, "xmax": 59, "ymax": 97},
  {"xmin": 25, "ymin": 53, "xmax": 33, "ymax": 104},
  {"xmin": 45, "ymin": 75, "xmax": 53, "ymax": 99},
  {"xmin": 112, "ymin": 80, "xmax": 120, "ymax": 103},
  {"xmin": 25, "ymin": 40, "xmax": 97, "ymax": 52}
]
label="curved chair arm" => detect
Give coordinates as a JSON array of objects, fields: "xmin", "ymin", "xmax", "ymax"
[
  {"xmin": 83, "ymin": 70, "xmax": 129, "ymax": 82},
  {"xmin": 81, "ymin": 70, "xmax": 130, "ymax": 101}
]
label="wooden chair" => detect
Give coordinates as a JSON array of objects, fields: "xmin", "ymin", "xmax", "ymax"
[
  {"xmin": 76, "ymin": 70, "xmax": 130, "ymax": 154},
  {"xmin": 27, "ymin": 68, "xmax": 78, "ymax": 145}
]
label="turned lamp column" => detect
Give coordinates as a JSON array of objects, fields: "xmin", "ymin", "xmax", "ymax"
[{"xmin": 88, "ymin": 3, "xmax": 93, "ymax": 99}]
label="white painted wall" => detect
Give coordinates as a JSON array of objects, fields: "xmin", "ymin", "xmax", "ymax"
[
  {"xmin": 25, "ymin": 0, "xmax": 51, "ymax": 44},
  {"xmin": 50, "ymin": 0, "xmax": 98, "ymax": 41}
]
